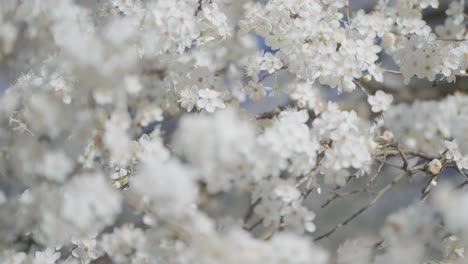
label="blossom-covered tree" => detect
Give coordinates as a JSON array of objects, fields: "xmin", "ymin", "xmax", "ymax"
[{"xmin": 0, "ymin": 0, "xmax": 467, "ymax": 263}]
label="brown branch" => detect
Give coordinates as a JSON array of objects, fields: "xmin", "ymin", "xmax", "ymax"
[
  {"xmin": 243, "ymin": 198, "xmax": 261, "ymax": 224},
  {"xmin": 370, "ymin": 154, "xmax": 387, "ymax": 184},
  {"xmin": 244, "ymin": 218, "xmax": 264, "ymax": 231},
  {"xmin": 255, "ymin": 101, "xmax": 294, "ymax": 120},
  {"xmin": 373, "ymin": 158, "xmax": 404, "ymax": 169},
  {"xmin": 260, "ymin": 225, "xmax": 274, "ymax": 240},
  {"xmin": 314, "ymin": 171, "xmax": 406, "ymax": 241},
  {"xmin": 258, "ymin": 66, "xmax": 288, "ymax": 83},
  {"xmin": 455, "ymin": 165, "xmax": 468, "ymax": 181},
  {"xmin": 456, "ymin": 180, "xmax": 468, "ymax": 190},
  {"xmin": 421, "ymin": 174, "xmax": 439, "ymax": 201},
  {"xmin": 406, "ymin": 151, "xmax": 437, "ymax": 161},
  {"xmin": 194, "ymin": 0, "xmax": 203, "ymax": 16},
  {"xmin": 383, "ymin": 69, "xmax": 402, "ymax": 75},
  {"xmin": 436, "ymin": 38, "xmax": 467, "ymax": 42},
  {"xmin": 255, "ymin": 110, "xmax": 281, "ymax": 120},
  {"xmin": 320, "ymin": 188, "xmax": 368, "ymax": 208},
  {"xmin": 397, "ymin": 144, "xmax": 409, "ymax": 171}
]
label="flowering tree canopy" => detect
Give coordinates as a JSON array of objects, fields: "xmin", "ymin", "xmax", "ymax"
[{"xmin": 0, "ymin": 0, "xmax": 467, "ymax": 263}]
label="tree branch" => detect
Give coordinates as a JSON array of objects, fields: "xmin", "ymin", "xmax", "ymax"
[{"xmin": 314, "ymin": 171, "xmax": 406, "ymax": 241}]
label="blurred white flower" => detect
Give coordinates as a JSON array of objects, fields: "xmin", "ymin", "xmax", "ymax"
[
  {"xmin": 368, "ymin": 91, "xmax": 393, "ymax": 113},
  {"xmin": 196, "ymin": 89, "xmax": 225, "ymax": 112}
]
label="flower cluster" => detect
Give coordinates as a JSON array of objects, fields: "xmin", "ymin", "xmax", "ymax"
[
  {"xmin": 0, "ymin": 0, "xmax": 467, "ymax": 263},
  {"xmin": 386, "ymin": 93, "xmax": 468, "ymax": 154}
]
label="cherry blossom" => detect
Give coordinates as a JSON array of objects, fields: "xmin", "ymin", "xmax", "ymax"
[
  {"xmin": 368, "ymin": 91, "xmax": 394, "ymax": 113},
  {"xmin": 0, "ymin": 0, "xmax": 467, "ymax": 263},
  {"xmin": 196, "ymin": 88, "xmax": 226, "ymax": 112}
]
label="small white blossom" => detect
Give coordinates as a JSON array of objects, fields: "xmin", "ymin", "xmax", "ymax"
[
  {"xmin": 428, "ymin": 159, "xmax": 442, "ymax": 174},
  {"xmin": 38, "ymin": 151, "xmax": 73, "ymax": 182},
  {"xmin": 444, "ymin": 140, "xmax": 461, "ymax": 160},
  {"xmin": 71, "ymin": 237, "xmax": 101, "ymax": 264},
  {"xmin": 454, "ymin": 155, "xmax": 468, "ymax": 170},
  {"xmin": 33, "ymin": 248, "xmax": 60, "ymax": 264},
  {"xmin": 179, "ymin": 86, "xmax": 199, "ymax": 112},
  {"xmin": 196, "ymin": 89, "xmax": 225, "ymax": 112},
  {"xmin": 124, "ymin": 75, "xmax": 142, "ymax": 95},
  {"xmin": 282, "ymin": 203, "xmax": 316, "ymax": 234},
  {"xmin": 368, "ymin": 91, "xmax": 393, "ymax": 113},
  {"xmin": 137, "ymin": 104, "xmax": 163, "ymax": 126},
  {"xmin": 260, "ymin": 52, "xmax": 283, "ymax": 74},
  {"xmin": 274, "ymin": 183, "xmax": 301, "ymax": 203}
]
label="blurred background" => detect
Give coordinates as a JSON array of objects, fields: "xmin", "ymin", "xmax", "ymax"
[{"xmin": 0, "ymin": 0, "xmax": 467, "ymax": 255}]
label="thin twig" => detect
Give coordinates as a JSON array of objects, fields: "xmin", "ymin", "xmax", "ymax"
[
  {"xmin": 374, "ymin": 158, "xmax": 404, "ymax": 169},
  {"xmin": 370, "ymin": 154, "xmax": 387, "ymax": 184},
  {"xmin": 406, "ymin": 151, "xmax": 437, "ymax": 161},
  {"xmin": 397, "ymin": 144, "xmax": 409, "ymax": 171},
  {"xmin": 421, "ymin": 174, "xmax": 438, "ymax": 201},
  {"xmin": 255, "ymin": 101, "xmax": 294, "ymax": 120},
  {"xmin": 194, "ymin": 0, "xmax": 203, "ymax": 16},
  {"xmin": 320, "ymin": 188, "xmax": 367, "ymax": 208},
  {"xmin": 257, "ymin": 66, "xmax": 288, "ymax": 83},
  {"xmin": 243, "ymin": 198, "xmax": 261, "ymax": 224},
  {"xmin": 456, "ymin": 180, "xmax": 468, "ymax": 190},
  {"xmin": 455, "ymin": 166, "xmax": 468, "ymax": 181},
  {"xmin": 383, "ymin": 69, "xmax": 402, "ymax": 75},
  {"xmin": 260, "ymin": 225, "xmax": 274, "ymax": 240},
  {"xmin": 314, "ymin": 171, "xmax": 406, "ymax": 241},
  {"xmin": 436, "ymin": 38, "xmax": 466, "ymax": 42},
  {"xmin": 244, "ymin": 218, "xmax": 264, "ymax": 231}
]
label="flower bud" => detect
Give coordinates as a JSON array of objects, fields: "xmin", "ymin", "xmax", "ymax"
[
  {"xmin": 382, "ymin": 33, "xmax": 395, "ymax": 49},
  {"xmin": 428, "ymin": 159, "xmax": 442, "ymax": 175},
  {"xmin": 297, "ymin": 99, "xmax": 306, "ymax": 109},
  {"xmin": 381, "ymin": 131, "xmax": 394, "ymax": 142},
  {"xmin": 362, "ymin": 74, "xmax": 372, "ymax": 82}
]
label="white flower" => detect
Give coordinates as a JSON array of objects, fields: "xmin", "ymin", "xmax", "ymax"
[
  {"xmin": 100, "ymin": 225, "xmax": 147, "ymax": 263},
  {"xmin": 337, "ymin": 239, "xmax": 372, "ymax": 264},
  {"xmin": 322, "ymin": 169, "xmax": 349, "ymax": 186},
  {"xmin": 254, "ymin": 199, "xmax": 283, "ymax": 228},
  {"xmin": 62, "ymin": 173, "xmax": 122, "ymax": 233},
  {"xmin": 2, "ymin": 251, "xmax": 28, "ymax": 264},
  {"xmin": 289, "ymin": 82, "xmax": 321, "ymax": 111},
  {"xmin": 245, "ymin": 52, "xmax": 264, "ymax": 80},
  {"xmin": 454, "ymin": 155, "xmax": 468, "ymax": 170},
  {"xmin": 245, "ymin": 81, "xmax": 268, "ymax": 101},
  {"xmin": 444, "ymin": 140, "xmax": 461, "ymax": 160},
  {"xmin": 132, "ymin": 159, "xmax": 197, "ymax": 218},
  {"xmin": 33, "ymin": 248, "xmax": 60, "ymax": 264},
  {"xmin": 428, "ymin": 159, "xmax": 442, "ymax": 174},
  {"xmin": 414, "ymin": 0, "xmax": 439, "ymax": 8},
  {"xmin": 368, "ymin": 91, "xmax": 393, "ymax": 113},
  {"xmin": 124, "ymin": 75, "xmax": 142, "ymax": 95},
  {"xmin": 260, "ymin": 52, "xmax": 283, "ymax": 74},
  {"xmin": 172, "ymin": 108, "xmax": 257, "ymax": 192},
  {"xmin": 270, "ymin": 233, "xmax": 328, "ymax": 264},
  {"xmin": 110, "ymin": 168, "xmax": 128, "ymax": 180},
  {"xmin": 71, "ymin": 237, "xmax": 101, "ymax": 264},
  {"xmin": 137, "ymin": 104, "xmax": 164, "ymax": 126},
  {"xmin": 282, "ymin": 204, "xmax": 316, "ymax": 234},
  {"xmin": 196, "ymin": 89, "xmax": 225, "ymax": 113},
  {"xmin": 274, "ymin": 183, "xmax": 301, "ymax": 203},
  {"xmin": 201, "ymin": 3, "xmax": 231, "ymax": 38},
  {"xmin": 134, "ymin": 131, "xmax": 171, "ymax": 163},
  {"xmin": 179, "ymin": 86, "xmax": 199, "ymax": 112},
  {"xmin": 38, "ymin": 151, "xmax": 73, "ymax": 182}
]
